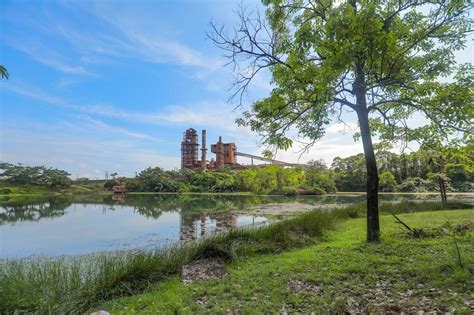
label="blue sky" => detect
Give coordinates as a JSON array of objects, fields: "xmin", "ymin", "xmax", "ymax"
[{"xmin": 0, "ymin": 0, "xmax": 472, "ymax": 178}]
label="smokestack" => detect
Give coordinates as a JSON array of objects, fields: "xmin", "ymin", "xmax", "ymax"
[{"xmin": 201, "ymin": 130, "xmax": 207, "ymax": 171}]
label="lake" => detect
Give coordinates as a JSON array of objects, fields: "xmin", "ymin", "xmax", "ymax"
[{"xmin": 1, "ymin": 193, "xmax": 472, "ymax": 259}]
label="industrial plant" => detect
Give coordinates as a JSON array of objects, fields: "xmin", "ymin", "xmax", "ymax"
[{"xmin": 180, "ymin": 128, "xmax": 298, "ymax": 171}]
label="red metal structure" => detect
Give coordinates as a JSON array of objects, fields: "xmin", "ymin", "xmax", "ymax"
[
  {"xmin": 180, "ymin": 128, "xmax": 300, "ymax": 170},
  {"xmin": 181, "ymin": 128, "xmax": 199, "ymax": 169}
]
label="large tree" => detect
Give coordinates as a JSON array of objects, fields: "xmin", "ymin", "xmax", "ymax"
[{"xmin": 210, "ymin": 0, "xmax": 473, "ymax": 241}]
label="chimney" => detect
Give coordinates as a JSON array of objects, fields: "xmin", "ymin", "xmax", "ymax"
[{"xmin": 201, "ymin": 130, "xmax": 207, "ymax": 171}]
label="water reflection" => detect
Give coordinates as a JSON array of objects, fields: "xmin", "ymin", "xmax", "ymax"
[
  {"xmin": 179, "ymin": 212, "xmax": 240, "ymax": 241},
  {"xmin": 0, "ymin": 193, "xmax": 472, "ymax": 258},
  {"xmin": 0, "ymin": 197, "xmax": 72, "ymax": 225}
]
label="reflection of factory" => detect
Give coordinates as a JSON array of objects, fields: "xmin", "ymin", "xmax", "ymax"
[
  {"xmin": 179, "ymin": 212, "xmax": 238, "ymax": 241},
  {"xmin": 181, "ymin": 128, "xmax": 299, "ymax": 170}
]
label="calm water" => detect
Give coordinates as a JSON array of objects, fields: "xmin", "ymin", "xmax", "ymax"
[{"xmin": 1, "ymin": 193, "xmax": 472, "ymax": 259}]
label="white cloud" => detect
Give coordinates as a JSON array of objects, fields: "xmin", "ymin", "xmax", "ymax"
[
  {"xmin": 79, "ymin": 116, "xmax": 160, "ymax": 142},
  {"xmin": 1, "ymin": 122, "xmax": 180, "ymax": 177},
  {"xmin": 3, "ymin": 37, "xmax": 91, "ymax": 75},
  {"xmin": 326, "ymin": 122, "xmax": 358, "ymax": 134},
  {"xmin": 1, "ymin": 82, "xmax": 251, "ymax": 135}
]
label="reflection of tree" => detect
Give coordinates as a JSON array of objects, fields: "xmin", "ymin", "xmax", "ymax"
[
  {"xmin": 179, "ymin": 211, "xmax": 239, "ymax": 241},
  {"xmin": 0, "ymin": 197, "xmax": 71, "ymax": 225},
  {"xmin": 1, "ymin": 193, "xmax": 437, "ymax": 226}
]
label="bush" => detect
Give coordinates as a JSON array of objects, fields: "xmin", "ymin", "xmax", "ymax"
[
  {"xmin": 297, "ymin": 185, "xmax": 325, "ymax": 195},
  {"xmin": 0, "ymin": 188, "xmax": 12, "ymax": 194},
  {"xmin": 103, "ymin": 180, "xmax": 118, "ymax": 190},
  {"xmin": 397, "ymin": 177, "xmax": 432, "ymax": 192},
  {"xmin": 268, "ymin": 186, "xmax": 297, "ymax": 196},
  {"xmin": 124, "ymin": 179, "xmax": 141, "ymax": 192},
  {"xmin": 379, "ymin": 171, "xmax": 397, "ymax": 192},
  {"xmin": 0, "ymin": 163, "xmax": 72, "ymax": 188}
]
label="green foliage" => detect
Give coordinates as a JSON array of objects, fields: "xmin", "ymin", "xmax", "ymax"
[
  {"xmin": 212, "ymin": 0, "xmax": 472, "ymax": 150},
  {"xmin": 135, "ymin": 167, "xmax": 182, "ymax": 192},
  {"xmin": 331, "ymin": 154, "xmax": 367, "ymax": 192},
  {"xmin": 379, "ymin": 171, "xmax": 397, "ymax": 192},
  {"xmin": 331, "ymin": 144, "xmax": 473, "ymax": 192},
  {"xmin": 396, "ymin": 177, "xmax": 432, "ymax": 193},
  {"xmin": 0, "ymin": 65, "xmax": 8, "ymax": 79},
  {"xmin": 0, "ymin": 163, "xmax": 72, "ymax": 188},
  {"xmin": 119, "ymin": 164, "xmax": 334, "ymax": 195}
]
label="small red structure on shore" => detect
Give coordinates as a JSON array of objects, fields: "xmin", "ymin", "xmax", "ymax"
[{"xmin": 112, "ymin": 185, "xmax": 125, "ymax": 194}]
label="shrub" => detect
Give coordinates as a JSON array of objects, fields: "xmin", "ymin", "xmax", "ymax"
[
  {"xmin": 397, "ymin": 177, "xmax": 432, "ymax": 192},
  {"xmin": 379, "ymin": 171, "xmax": 397, "ymax": 192}
]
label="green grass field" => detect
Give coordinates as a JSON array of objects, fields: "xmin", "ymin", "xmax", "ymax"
[{"xmin": 100, "ymin": 209, "xmax": 474, "ymax": 314}]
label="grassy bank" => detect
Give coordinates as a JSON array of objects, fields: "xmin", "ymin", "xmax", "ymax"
[
  {"xmin": 0, "ymin": 202, "xmax": 472, "ymax": 314},
  {"xmin": 0, "ymin": 183, "xmax": 106, "ymax": 196},
  {"xmin": 102, "ymin": 209, "xmax": 474, "ymax": 314}
]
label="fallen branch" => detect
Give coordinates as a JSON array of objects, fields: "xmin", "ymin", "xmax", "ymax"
[{"xmin": 392, "ymin": 214, "xmax": 412, "ymax": 231}]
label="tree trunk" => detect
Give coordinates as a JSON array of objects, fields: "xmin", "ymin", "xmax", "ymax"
[
  {"xmin": 354, "ymin": 61, "xmax": 380, "ymax": 242},
  {"xmin": 438, "ymin": 176, "xmax": 447, "ymax": 203},
  {"xmin": 357, "ymin": 109, "xmax": 381, "ymax": 242}
]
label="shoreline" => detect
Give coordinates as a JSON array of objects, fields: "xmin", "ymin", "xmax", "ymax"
[{"xmin": 1, "ymin": 189, "xmax": 473, "ymax": 198}]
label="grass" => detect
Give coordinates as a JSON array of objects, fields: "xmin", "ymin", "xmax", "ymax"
[
  {"xmin": 0, "ymin": 184, "xmax": 55, "ymax": 196},
  {"xmin": 102, "ymin": 209, "xmax": 474, "ymax": 314},
  {"xmin": 0, "ymin": 201, "xmax": 472, "ymax": 314},
  {"xmin": 0, "ymin": 183, "xmax": 108, "ymax": 196}
]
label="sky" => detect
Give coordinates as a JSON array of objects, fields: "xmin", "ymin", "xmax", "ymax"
[{"xmin": 0, "ymin": 0, "xmax": 472, "ymax": 179}]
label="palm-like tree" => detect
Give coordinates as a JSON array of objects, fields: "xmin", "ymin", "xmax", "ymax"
[{"xmin": 1, "ymin": 65, "xmax": 9, "ymax": 79}]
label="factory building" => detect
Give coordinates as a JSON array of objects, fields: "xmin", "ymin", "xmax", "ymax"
[{"xmin": 180, "ymin": 128, "xmax": 299, "ymax": 171}]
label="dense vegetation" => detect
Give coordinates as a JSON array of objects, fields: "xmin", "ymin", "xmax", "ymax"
[
  {"xmin": 109, "ymin": 162, "xmax": 335, "ymax": 195},
  {"xmin": 1, "ymin": 145, "xmax": 472, "ymax": 195},
  {"xmin": 104, "ymin": 145, "xmax": 473, "ymax": 194},
  {"xmin": 0, "ymin": 162, "xmax": 72, "ymax": 191},
  {"xmin": 333, "ymin": 144, "xmax": 474, "ymax": 192}
]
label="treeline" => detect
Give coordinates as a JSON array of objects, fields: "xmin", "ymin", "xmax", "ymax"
[
  {"xmin": 332, "ymin": 144, "xmax": 473, "ymax": 192},
  {"xmin": 1, "ymin": 144, "xmax": 471, "ymax": 195},
  {"xmin": 108, "ymin": 144, "xmax": 473, "ymax": 194},
  {"xmin": 0, "ymin": 162, "xmax": 72, "ymax": 188},
  {"xmin": 106, "ymin": 162, "xmax": 336, "ymax": 195}
]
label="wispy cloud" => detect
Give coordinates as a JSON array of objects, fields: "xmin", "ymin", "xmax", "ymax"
[
  {"xmin": 2, "ymin": 1, "xmax": 222, "ymax": 78},
  {"xmin": 3, "ymin": 37, "xmax": 90, "ymax": 75},
  {"xmin": 83, "ymin": 2, "xmax": 221, "ymax": 69},
  {"xmin": 1, "ymin": 120, "xmax": 179, "ymax": 176},
  {"xmin": 79, "ymin": 116, "xmax": 161, "ymax": 142},
  {"xmin": 1, "ymin": 82, "xmax": 250, "ymax": 135}
]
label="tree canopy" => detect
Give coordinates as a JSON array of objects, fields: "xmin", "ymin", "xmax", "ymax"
[{"xmin": 210, "ymin": 0, "xmax": 473, "ymax": 241}]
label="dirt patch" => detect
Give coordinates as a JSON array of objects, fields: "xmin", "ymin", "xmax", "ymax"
[
  {"xmin": 288, "ymin": 279, "xmax": 322, "ymax": 295},
  {"xmin": 182, "ymin": 258, "xmax": 227, "ymax": 284}
]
